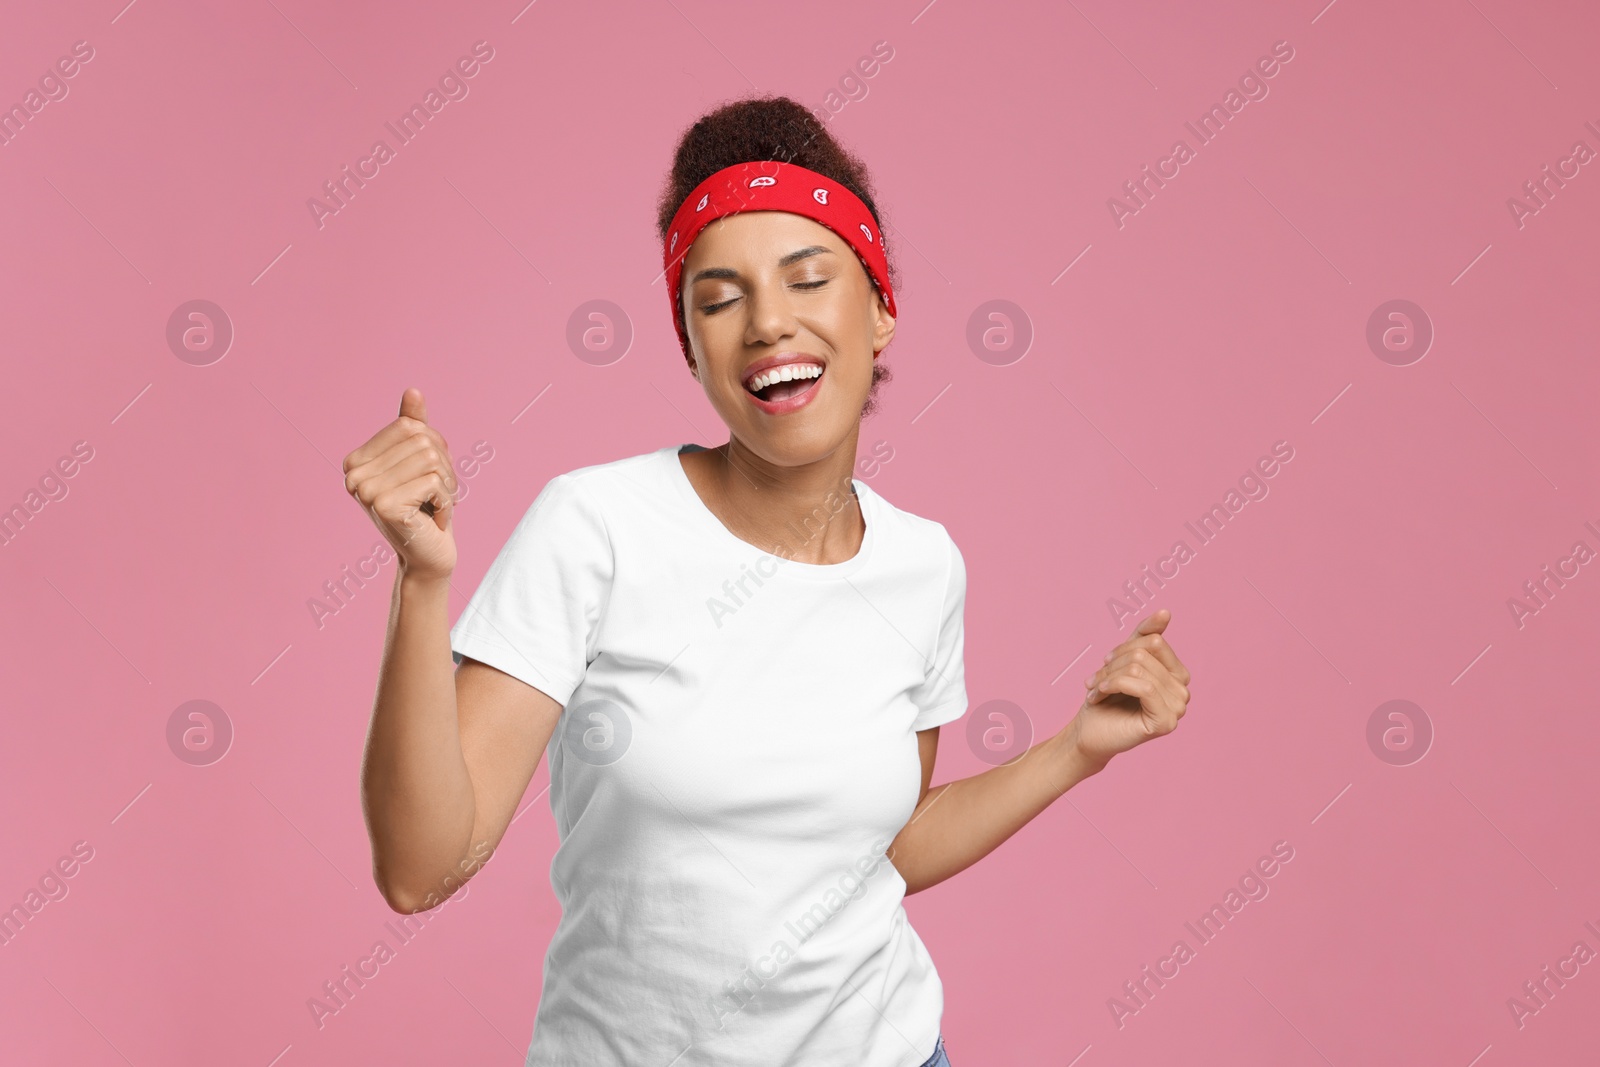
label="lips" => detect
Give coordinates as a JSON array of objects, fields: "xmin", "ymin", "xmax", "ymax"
[
  {"xmin": 739, "ymin": 352, "xmax": 828, "ymax": 416},
  {"xmin": 741, "ymin": 352, "xmax": 826, "ymax": 391},
  {"xmin": 743, "ymin": 363, "xmax": 825, "ymax": 415}
]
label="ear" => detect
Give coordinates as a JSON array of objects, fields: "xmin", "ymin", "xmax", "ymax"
[{"xmin": 872, "ymin": 293, "xmax": 897, "ymax": 355}]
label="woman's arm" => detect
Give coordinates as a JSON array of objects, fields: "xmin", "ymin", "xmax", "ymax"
[
  {"xmin": 889, "ymin": 725, "xmax": 1107, "ymax": 896},
  {"xmin": 889, "ymin": 609, "xmax": 1191, "ymax": 895},
  {"xmin": 346, "ymin": 388, "xmax": 561, "ymax": 913},
  {"xmin": 360, "ymin": 575, "xmax": 562, "ymax": 913}
]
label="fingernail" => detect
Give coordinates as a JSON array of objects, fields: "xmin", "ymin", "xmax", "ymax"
[{"xmin": 1103, "ymin": 651, "xmax": 1112, "ymax": 662}]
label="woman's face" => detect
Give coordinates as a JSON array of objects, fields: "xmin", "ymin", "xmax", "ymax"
[{"xmin": 680, "ymin": 210, "xmax": 894, "ymax": 464}]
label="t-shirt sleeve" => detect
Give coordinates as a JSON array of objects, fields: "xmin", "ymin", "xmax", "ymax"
[
  {"xmin": 449, "ymin": 473, "xmax": 613, "ymax": 707},
  {"xmin": 908, "ymin": 531, "xmax": 969, "ymax": 731}
]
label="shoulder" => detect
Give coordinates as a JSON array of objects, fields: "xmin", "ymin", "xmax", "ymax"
[
  {"xmin": 858, "ymin": 481, "xmax": 964, "ymax": 573},
  {"xmin": 506, "ymin": 448, "xmax": 670, "ymax": 550},
  {"xmin": 553, "ymin": 446, "xmax": 666, "ymax": 490},
  {"xmin": 536, "ymin": 447, "xmax": 670, "ymax": 511}
]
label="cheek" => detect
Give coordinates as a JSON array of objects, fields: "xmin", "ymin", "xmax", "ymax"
[{"xmin": 812, "ymin": 289, "xmax": 873, "ymax": 347}]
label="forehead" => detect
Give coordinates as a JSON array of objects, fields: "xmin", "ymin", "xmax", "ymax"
[{"xmin": 682, "ymin": 210, "xmax": 846, "ymax": 271}]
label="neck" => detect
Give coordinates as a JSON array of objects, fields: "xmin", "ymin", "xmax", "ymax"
[{"xmin": 699, "ymin": 436, "xmax": 864, "ymax": 565}]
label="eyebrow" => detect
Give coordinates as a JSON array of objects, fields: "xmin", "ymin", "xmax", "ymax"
[{"xmin": 689, "ymin": 245, "xmax": 835, "ymax": 285}]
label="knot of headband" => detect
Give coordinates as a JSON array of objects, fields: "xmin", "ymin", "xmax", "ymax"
[{"xmin": 662, "ymin": 160, "xmax": 897, "ymax": 358}]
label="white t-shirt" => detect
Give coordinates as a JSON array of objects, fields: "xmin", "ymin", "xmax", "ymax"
[{"xmin": 449, "ymin": 443, "xmax": 968, "ymax": 1067}]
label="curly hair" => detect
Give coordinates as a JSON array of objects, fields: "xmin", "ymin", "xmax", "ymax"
[{"xmin": 656, "ymin": 94, "xmax": 895, "ymax": 417}]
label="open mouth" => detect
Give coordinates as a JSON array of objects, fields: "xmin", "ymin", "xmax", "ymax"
[{"xmin": 745, "ymin": 364, "xmax": 824, "ymax": 405}]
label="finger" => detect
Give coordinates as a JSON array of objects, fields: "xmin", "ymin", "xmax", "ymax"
[
  {"xmin": 348, "ymin": 428, "xmax": 451, "ymax": 495},
  {"xmin": 1090, "ymin": 656, "xmax": 1187, "ymax": 711},
  {"xmin": 346, "ymin": 434, "xmax": 458, "ymax": 503},
  {"xmin": 1134, "ymin": 608, "xmax": 1171, "ymax": 637},
  {"xmin": 1089, "ymin": 647, "xmax": 1173, "ymax": 693},
  {"xmin": 1101, "ymin": 609, "xmax": 1171, "ymax": 661},
  {"xmin": 1089, "ymin": 665, "xmax": 1159, "ymax": 705},
  {"xmin": 345, "ymin": 432, "xmax": 434, "ymax": 498},
  {"xmin": 1100, "ymin": 620, "xmax": 1190, "ymax": 681},
  {"xmin": 399, "ymin": 387, "xmax": 429, "ymax": 424},
  {"xmin": 343, "ymin": 417, "xmax": 436, "ymax": 474},
  {"xmin": 343, "ymin": 400, "xmax": 451, "ymax": 475},
  {"xmin": 1145, "ymin": 631, "xmax": 1191, "ymax": 687},
  {"xmin": 345, "ymin": 435, "xmax": 457, "ymax": 505},
  {"xmin": 375, "ymin": 472, "xmax": 453, "ymax": 538}
]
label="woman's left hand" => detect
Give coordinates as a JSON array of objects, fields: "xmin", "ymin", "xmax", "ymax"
[{"xmin": 1062, "ymin": 609, "xmax": 1191, "ymax": 771}]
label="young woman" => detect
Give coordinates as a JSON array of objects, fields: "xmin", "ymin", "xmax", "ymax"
[{"xmin": 346, "ymin": 96, "xmax": 1191, "ymax": 1067}]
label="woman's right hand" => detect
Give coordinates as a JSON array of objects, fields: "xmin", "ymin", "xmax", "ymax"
[{"xmin": 343, "ymin": 387, "xmax": 458, "ymax": 581}]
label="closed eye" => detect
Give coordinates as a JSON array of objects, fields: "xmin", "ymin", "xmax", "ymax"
[{"xmin": 700, "ymin": 279, "xmax": 830, "ymax": 315}]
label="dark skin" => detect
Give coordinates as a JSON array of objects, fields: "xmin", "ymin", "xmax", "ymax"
[
  {"xmin": 676, "ymin": 211, "xmax": 1194, "ymax": 893},
  {"xmin": 675, "ymin": 209, "xmax": 890, "ymax": 569},
  {"xmin": 348, "ymin": 208, "xmax": 1193, "ymax": 911}
]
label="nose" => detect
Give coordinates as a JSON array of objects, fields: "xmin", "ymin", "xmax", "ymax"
[{"xmin": 743, "ymin": 276, "xmax": 800, "ymax": 347}]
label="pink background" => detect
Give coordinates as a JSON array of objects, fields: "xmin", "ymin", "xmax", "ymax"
[{"xmin": 3, "ymin": 0, "xmax": 1598, "ymax": 1063}]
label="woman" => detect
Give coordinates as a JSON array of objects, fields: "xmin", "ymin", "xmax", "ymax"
[{"xmin": 346, "ymin": 96, "xmax": 1191, "ymax": 1067}]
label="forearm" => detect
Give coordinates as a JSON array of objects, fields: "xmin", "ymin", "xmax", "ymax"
[
  {"xmin": 360, "ymin": 569, "xmax": 477, "ymax": 911},
  {"xmin": 888, "ymin": 729, "xmax": 1108, "ymax": 895}
]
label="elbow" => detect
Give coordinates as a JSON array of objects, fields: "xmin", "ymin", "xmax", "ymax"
[
  {"xmin": 381, "ymin": 886, "xmax": 423, "ymax": 914},
  {"xmin": 372, "ymin": 866, "xmax": 439, "ymax": 915}
]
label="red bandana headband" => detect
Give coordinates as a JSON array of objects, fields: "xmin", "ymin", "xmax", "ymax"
[{"xmin": 662, "ymin": 160, "xmax": 897, "ymax": 358}]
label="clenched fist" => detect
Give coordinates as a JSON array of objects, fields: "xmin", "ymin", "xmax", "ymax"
[{"xmin": 342, "ymin": 388, "xmax": 459, "ymax": 581}]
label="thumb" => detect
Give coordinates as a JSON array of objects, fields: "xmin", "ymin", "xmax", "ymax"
[
  {"xmin": 398, "ymin": 387, "xmax": 429, "ymax": 424},
  {"xmin": 1136, "ymin": 608, "xmax": 1171, "ymax": 635}
]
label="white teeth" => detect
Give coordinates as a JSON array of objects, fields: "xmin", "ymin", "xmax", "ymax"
[{"xmin": 747, "ymin": 364, "xmax": 823, "ymax": 393}]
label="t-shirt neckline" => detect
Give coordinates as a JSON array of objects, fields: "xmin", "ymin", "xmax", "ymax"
[{"xmin": 662, "ymin": 444, "xmax": 876, "ymax": 581}]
